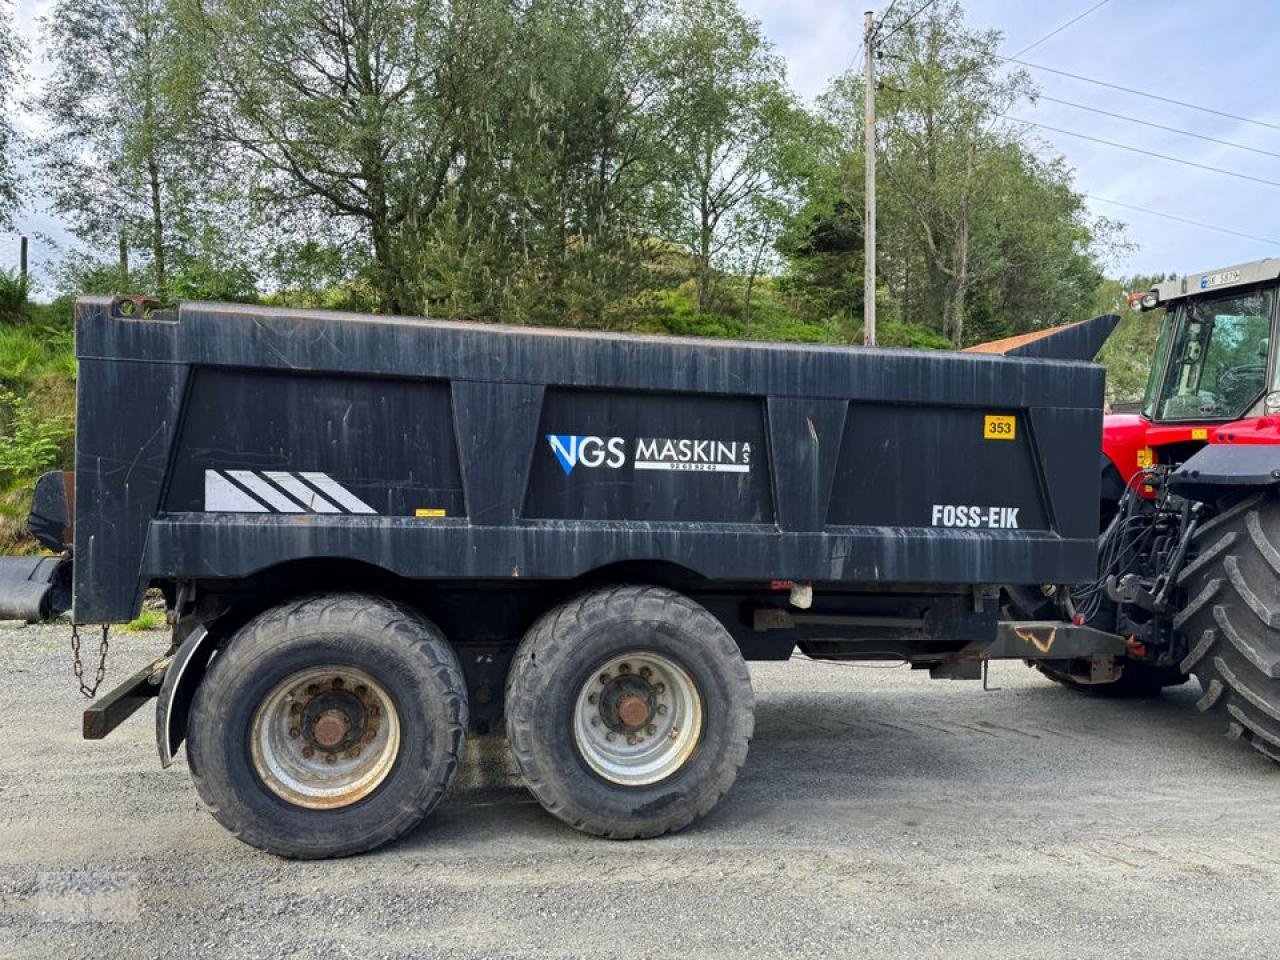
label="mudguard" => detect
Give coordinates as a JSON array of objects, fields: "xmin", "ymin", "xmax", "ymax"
[
  {"xmin": 155, "ymin": 625, "xmax": 215, "ymax": 767},
  {"xmin": 1167, "ymin": 444, "xmax": 1280, "ymax": 503}
]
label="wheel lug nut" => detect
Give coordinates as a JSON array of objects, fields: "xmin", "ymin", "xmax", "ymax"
[
  {"xmin": 645, "ymin": 723, "xmax": 656, "ymax": 735},
  {"xmin": 325, "ymin": 753, "xmax": 337, "ymax": 765},
  {"xmin": 606, "ymin": 733, "xmax": 616, "ymax": 742},
  {"xmin": 288, "ymin": 727, "xmax": 300, "ymax": 738},
  {"xmin": 657, "ymin": 704, "xmax": 668, "ymax": 715},
  {"xmin": 355, "ymin": 684, "xmax": 367, "ymax": 696},
  {"xmin": 332, "ymin": 677, "xmax": 344, "ymax": 688},
  {"xmin": 626, "ymin": 734, "xmax": 637, "ymax": 745},
  {"xmin": 639, "ymin": 667, "xmax": 652, "ymax": 679},
  {"xmin": 302, "ymin": 747, "xmax": 314, "ymax": 759},
  {"xmin": 306, "ymin": 684, "xmax": 319, "ymax": 695},
  {"xmin": 369, "ymin": 705, "xmax": 380, "ymax": 717},
  {"xmin": 619, "ymin": 663, "xmax": 631, "ymax": 674},
  {"xmin": 669, "ymin": 728, "xmax": 679, "ymax": 740},
  {"xmin": 588, "ymin": 693, "xmax": 598, "ymax": 705},
  {"xmin": 290, "ymin": 703, "xmax": 302, "ymax": 715},
  {"xmin": 590, "ymin": 716, "xmax": 600, "ymax": 726},
  {"xmin": 599, "ymin": 672, "xmax": 611, "ymax": 684}
]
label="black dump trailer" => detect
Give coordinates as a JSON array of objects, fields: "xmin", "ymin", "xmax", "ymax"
[{"xmin": 3, "ymin": 297, "xmax": 1115, "ymax": 857}]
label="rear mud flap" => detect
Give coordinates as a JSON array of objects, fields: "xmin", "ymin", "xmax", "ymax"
[{"xmin": 0, "ymin": 555, "xmax": 71, "ymax": 622}]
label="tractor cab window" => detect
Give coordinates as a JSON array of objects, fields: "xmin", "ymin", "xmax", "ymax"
[{"xmin": 1154, "ymin": 288, "xmax": 1275, "ymax": 422}]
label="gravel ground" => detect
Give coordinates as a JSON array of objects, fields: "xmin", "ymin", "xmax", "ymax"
[{"xmin": 2, "ymin": 621, "xmax": 1279, "ymax": 960}]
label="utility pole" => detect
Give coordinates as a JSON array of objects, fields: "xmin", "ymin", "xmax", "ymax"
[
  {"xmin": 18, "ymin": 235, "xmax": 27, "ymax": 280},
  {"xmin": 863, "ymin": 10, "xmax": 876, "ymax": 346}
]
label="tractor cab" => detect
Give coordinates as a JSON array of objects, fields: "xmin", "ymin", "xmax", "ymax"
[
  {"xmin": 1103, "ymin": 259, "xmax": 1280, "ymax": 490},
  {"xmin": 1138, "ymin": 261, "xmax": 1280, "ymax": 425}
]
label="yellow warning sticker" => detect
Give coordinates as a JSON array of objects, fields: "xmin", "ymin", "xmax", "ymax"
[
  {"xmin": 1136, "ymin": 447, "xmax": 1155, "ymax": 468},
  {"xmin": 983, "ymin": 415, "xmax": 1017, "ymax": 441},
  {"xmin": 415, "ymin": 508, "xmax": 447, "ymax": 518},
  {"xmin": 1191, "ymin": 428, "xmax": 1208, "ymax": 440}
]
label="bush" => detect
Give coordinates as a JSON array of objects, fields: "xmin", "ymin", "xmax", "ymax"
[
  {"xmin": 875, "ymin": 321, "xmax": 955, "ymax": 351},
  {"xmin": 0, "ymin": 270, "xmax": 29, "ymax": 321},
  {"xmin": 0, "ymin": 390, "xmax": 74, "ymax": 492}
]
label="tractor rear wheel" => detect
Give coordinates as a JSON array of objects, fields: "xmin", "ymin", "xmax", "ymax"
[{"xmin": 1174, "ymin": 492, "xmax": 1280, "ymax": 763}]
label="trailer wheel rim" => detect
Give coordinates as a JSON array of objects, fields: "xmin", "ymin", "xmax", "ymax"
[
  {"xmin": 572, "ymin": 651, "xmax": 703, "ymax": 786},
  {"xmin": 250, "ymin": 666, "xmax": 401, "ymax": 810}
]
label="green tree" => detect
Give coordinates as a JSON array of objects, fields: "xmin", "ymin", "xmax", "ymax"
[
  {"xmin": 417, "ymin": 0, "xmax": 672, "ymax": 327},
  {"xmin": 784, "ymin": 1, "xmax": 1120, "ymax": 347},
  {"xmin": 1093, "ymin": 274, "xmax": 1170, "ymax": 407},
  {"xmin": 38, "ymin": 0, "xmax": 207, "ymax": 294},
  {"xmin": 0, "ymin": 0, "xmax": 22, "ymax": 227},
  {"xmin": 179, "ymin": 0, "xmax": 509, "ymax": 314},
  {"xmin": 653, "ymin": 0, "xmax": 802, "ymax": 312}
]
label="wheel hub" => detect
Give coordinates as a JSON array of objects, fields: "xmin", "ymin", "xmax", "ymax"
[
  {"xmin": 298, "ymin": 685, "xmax": 376, "ymax": 754},
  {"xmin": 600, "ymin": 676, "xmax": 655, "ymax": 731},
  {"xmin": 251, "ymin": 666, "xmax": 400, "ymax": 809},
  {"xmin": 614, "ymin": 693, "xmax": 651, "ymax": 728},
  {"xmin": 572, "ymin": 652, "xmax": 703, "ymax": 786},
  {"xmin": 310, "ymin": 707, "xmax": 352, "ymax": 749}
]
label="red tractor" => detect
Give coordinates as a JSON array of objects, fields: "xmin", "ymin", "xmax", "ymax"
[{"xmin": 1013, "ymin": 258, "xmax": 1280, "ymax": 762}]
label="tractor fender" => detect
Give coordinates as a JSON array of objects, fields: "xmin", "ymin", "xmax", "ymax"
[
  {"xmin": 1167, "ymin": 444, "xmax": 1280, "ymax": 504},
  {"xmin": 155, "ymin": 624, "xmax": 216, "ymax": 767}
]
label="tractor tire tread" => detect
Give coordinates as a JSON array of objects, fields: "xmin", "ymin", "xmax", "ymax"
[{"xmin": 1175, "ymin": 494, "xmax": 1280, "ymax": 764}]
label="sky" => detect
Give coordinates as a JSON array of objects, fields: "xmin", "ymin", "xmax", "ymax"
[{"xmin": 5, "ymin": 0, "xmax": 1280, "ymax": 287}]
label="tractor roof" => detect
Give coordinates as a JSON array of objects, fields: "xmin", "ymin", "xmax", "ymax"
[{"xmin": 1149, "ymin": 257, "xmax": 1280, "ymax": 306}]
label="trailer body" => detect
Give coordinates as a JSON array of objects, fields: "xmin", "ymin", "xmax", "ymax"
[
  {"xmin": 13, "ymin": 296, "xmax": 1111, "ymax": 857},
  {"xmin": 70, "ymin": 297, "xmax": 1100, "ymax": 620}
]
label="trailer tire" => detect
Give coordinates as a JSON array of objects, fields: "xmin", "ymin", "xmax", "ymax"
[
  {"xmin": 506, "ymin": 585, "xmax": 753, "ymax": 839},
  {"xmin": 186, "ymin": 593, "xmax": 467, "ymax": 858},
  {"xmin": 1174, "ymin": 492, "xmax": 1280, "ymax": 763}
]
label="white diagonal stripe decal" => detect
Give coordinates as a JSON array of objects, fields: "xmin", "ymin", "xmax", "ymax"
[
  {"xmin": 299, "ymin": 472, "xmax": 378, "ymax": 514},
  {"xmin": 264, "ymin": 472, "xmax": 341, "ymax": 513},
  {"xmin": 227, "ymin": 470, "xmax": 306, "ymax": 513},
  {"xmin": 205, "ymin": 470, "xmax": 269, "ymax": 512}
]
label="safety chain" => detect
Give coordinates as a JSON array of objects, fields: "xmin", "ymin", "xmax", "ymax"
[{"xmin": 71, "ymin": 623, "xmax": 110, "ymax": 699}]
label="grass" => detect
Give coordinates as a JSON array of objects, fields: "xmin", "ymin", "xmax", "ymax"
[{"xmin": 122, "ymin": 608, "xmax": 166, "ymax": 632}]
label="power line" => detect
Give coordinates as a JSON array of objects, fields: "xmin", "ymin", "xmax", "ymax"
[
  {"xmin": 1005, "ymin": 116, "xmax": 1280, "ymax": 189},
  {"xmin": 873, "ymin": 0, "xmax": 902, "ymax": 37},
  {"xmin": 1009, "ymin": 0, "xmax": 1111, "ymax": 59},
  {"xmin": 1085, "ymin": 194, "xmax": 1280, "ymax": 246},
  {"xmin": 1035, "ymin": 94, "xmax": 1280, "ymax": 160},
  {"xmin": 875, "ymin": 0, "xmax": 940, "ymax": 46},
  {"xmin": 1003, "ymin": 57, "xmax": 1280, "ymax": 133}
]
